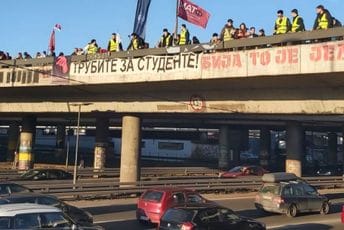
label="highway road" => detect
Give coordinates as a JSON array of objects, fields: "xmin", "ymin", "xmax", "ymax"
[{"xmin": 68, "ymin": 191, "xmax": 344, "ymax": 230}]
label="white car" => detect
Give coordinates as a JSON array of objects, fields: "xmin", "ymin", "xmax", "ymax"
[{"xmin": 0, "ymin": 203, "xmax": 103, "ymax": 229}]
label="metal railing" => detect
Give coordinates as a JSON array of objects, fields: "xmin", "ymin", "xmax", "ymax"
[{"xmin": 11, "ymin": 176, "xmax": 344, "ymax": 200}]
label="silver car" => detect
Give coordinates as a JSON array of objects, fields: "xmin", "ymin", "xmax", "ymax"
[{"xmin": 254, "ymin": 173, "xmax": 330, "ymax": 217}]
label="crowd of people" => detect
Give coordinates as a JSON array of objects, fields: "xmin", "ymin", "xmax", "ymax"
[{"xmin": 0, "ymin": 4, "xmax": 342, "ymax": 60}]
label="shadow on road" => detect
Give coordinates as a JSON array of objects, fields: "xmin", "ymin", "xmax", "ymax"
[
  {"xmin": 99, "ymin": 219, "xmax": 155, "ymax": 230},
  {"xmin": 84, "ymin": 203, "xmax": 137, "ymax": 215},
  {"xmin": 269, "ymin": 223, "xmax": 333, "ymax": 230}
]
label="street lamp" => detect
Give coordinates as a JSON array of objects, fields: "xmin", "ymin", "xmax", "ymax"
[{"xmin": 69, "ymin": 103, "xmax": 92, "ymax": 187}]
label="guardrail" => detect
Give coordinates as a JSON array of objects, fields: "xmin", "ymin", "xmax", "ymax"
[
  {"xmin": 13, "ymin": 176, "xmax": 344, "ymax": 201},
  {"xmin": 0, "ymin": 167, "xmax": 220, "ymax": 180}
]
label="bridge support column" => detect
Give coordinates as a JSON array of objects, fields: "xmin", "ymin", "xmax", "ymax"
[
  {"xmin": 218, "ymin": 126, "xmax": 241, "ymax": 170},
  {"xmin": 259, "ymin": 128, "xmax": 271, "ymax": 169},
  {"xmin": 7, "ymin": 123, "xmax": 19, "ymax": 162},
  {"xmin": 327, "ymin": 132, "xmax": 338, "ymax": 165},
  {"xmin": 94, "ymin": 117, "xmax": 109, "ymax": 170},
  {"xmin": 120, "ymin": 115, "xmax": 141, "ymax": 184},
  {"xmin": 55, "ymin": 125, "xmax": 66, "ymax": 160},
  {"xmin": 18, "ymin": 115, "xmax": 36, "ymax": 171},
  {"xmin": 286, "ymin": 122, "xmax": 304, "ymax": 177}
]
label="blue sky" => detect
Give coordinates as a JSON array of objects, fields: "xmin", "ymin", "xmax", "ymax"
[{"xmin": 0, "ymin": 0, "xmax": 343, "ymax": 56}]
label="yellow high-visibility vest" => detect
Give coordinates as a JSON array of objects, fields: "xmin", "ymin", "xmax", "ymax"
[
  {"xmin": 109, "ymin": 39, "xmax": 118, "ymax": 52},
  {"xmin": 318, "ymin": 13, "xmax": 329, "ymax": 29},
  {"xmin": 223, "ymin": 28, "xmax": 233, "ymax": 42},
  {"xmin": 87, "ymin": 44, "xmax": 98, "ymax": 54},
  {"xmin": 292, "ymin": 16, "xmax": 301, "ymax": 32},
  {"xmin": 179, "ymin": 28, "xmax": 188, "ymax": 45},
  {"xmin": 275, "ymin": 17, "xmax": 288, "ymax": 34}
]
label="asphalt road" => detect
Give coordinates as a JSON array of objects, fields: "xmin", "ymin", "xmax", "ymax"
[{"xmin": 69, "ymin": 193, "xmax": 344, "ymax": 230}]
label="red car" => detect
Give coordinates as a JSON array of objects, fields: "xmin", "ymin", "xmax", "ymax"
[
  {"xmin": 219, "ymin": 165, "xmax": 268, "ymax": 178},
  {"xmin": 136, "ymin": 187, "xmax": 209, "ymax": 225},
  {"xmin": 342, "ymin": 205, "xmax": 344, "ymax": 223}
]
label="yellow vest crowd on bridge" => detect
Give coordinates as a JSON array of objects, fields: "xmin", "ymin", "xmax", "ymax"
[{"xmin": 0, "ymin": 4, "xmax": 342, "ymax": 61}]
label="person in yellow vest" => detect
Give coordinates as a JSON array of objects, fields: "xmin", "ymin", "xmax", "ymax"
[
  {"xmin": 313, "ymin": 5, "xmax": 333, "ymax": 30},
  {"xmin": 290, "ymin": 9, "xmax": 305, "ymax": 32},
  {"xmin": 178, "ymin": 24, "xmax": 190, "ymax": 46},
  {"xmin": 127, "ymin": 33, "xmax": 143, "ymax": 50},
  {"xmin": 84, "ymin": 39, "xmax": 99, "ymax": 55},
  {"xmin": 274, "ymin": 10, "xmax": 291, "ymax": 35},
  {"xmin": 107, "ymin": 33, "xmax": 123, "ymax": 53},
  {"xmin": 158, "ymin": 28, "xmax": 172, "ymax": 47},
  {"xmin": 220, "ymin": 19, "xmax": 237, "ymax": 42}
]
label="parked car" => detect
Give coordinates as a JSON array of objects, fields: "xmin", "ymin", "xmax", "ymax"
[
  {"xmin": 0, "ymin": 203, "xmax": 103, "ymax": 229},
  {"xmin": 158, "ymin": 203, "xmax": 266, "ymax": 230},
  {"xmin": 254, "ymin": 172, "xmax": 330, "ymax": 217},
  {"xmin": 20, "ymin": 169, "xmax": 73, "ymax": 180},
  {"xmin": 315, "ymin": 165, "xmax": 343, "ymax": 176},
  {"xmin": 137, "ymin": 187, "xmax": 211, "ymax": 225},
  {"xmin": 341, "ymin": 205, "xmax": 344, "ymax": 223},
  {"xmin": 0, "ymin": 182, "xmax": 33, "ymax": 196},
  {"xmin": 0, "ymin": 193, "xmax": 93, "ymax": 224},
  {"xmin": 219, "ymin": 165, "xmax": 268, "ymax": 178}
]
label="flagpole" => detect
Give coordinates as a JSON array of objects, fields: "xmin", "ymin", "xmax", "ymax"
[{"xmin": 174, "ymin": 0, "xmax": 180, "ymax": 42}]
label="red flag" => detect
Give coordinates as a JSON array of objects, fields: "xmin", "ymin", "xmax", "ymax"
[
  {"xmin": 49, "ymin": 30, "xmax": 55, "ymax": 53},
  {"xmin": 178, "ymin": 0, "xmax": 210, "ymax": 29}
]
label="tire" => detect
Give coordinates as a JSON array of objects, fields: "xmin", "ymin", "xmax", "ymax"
[
  {"xmin": 286, "ymin": 204, "xmax": 297, "ymax": 217},
  {"xmin": 320, "ymin": 202, "xmax": 330, "ymax": 215}
]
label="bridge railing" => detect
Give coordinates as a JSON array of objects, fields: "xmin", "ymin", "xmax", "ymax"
[{"xmin": 1, "ymin": 27, "xmax": 343, "ymax": 69}]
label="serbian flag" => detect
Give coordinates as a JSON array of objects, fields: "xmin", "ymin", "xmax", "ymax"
[{"xmin": 178, "ymin": 0, "xmax": 210, "ymax": 29}]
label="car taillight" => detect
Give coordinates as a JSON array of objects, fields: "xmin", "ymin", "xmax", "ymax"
[
  {"xmin": 273, "ymin": 197, "xmax": 284, "ymax": 205},
  {"xmin": 181, "ymin": 222, "xmax": 194, "ymax": 230}
]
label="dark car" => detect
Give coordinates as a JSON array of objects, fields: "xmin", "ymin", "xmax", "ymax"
[
  {"xmin": 0, "ymin": 182, "xmax": 33, "ymax": 196},
  {"xmin": 316, "ymin": 165, "xmax": 343, "ymax": 176},
  {"xmin": 255, "ymin": 172, "xmax": 330, "ymax": 217},
  {"xmin": 158, "ymin": 203, "xmax": 266, "ymax": 230},
  {"xmin": 0, "ymin": 193, "xmax": 93, "ymax": 224},
  {"xmin": 20, "ymin": 169, "xmax": 73, "ymax": 180},
  {"xmin": 219, "ymin": 166, "xmax": 268, "ymax": 178},
  {"xmin": 137, "ymin": 187, "xmax": 211, "ymax": 224}
]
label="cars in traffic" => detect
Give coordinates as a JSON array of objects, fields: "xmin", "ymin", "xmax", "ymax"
[
  {"xmin": 0, "ymin": 203, "xmax": 103, "ymax": 229},
  {"xmin": 0, "ymin": 193, "xmax": 93, "ymax": 224},
  {"xmin": 254, "ymin": 172, "xmax": 330, "ymax": 217},
  {"xmin": 315, "ymin": 165, "xmax": 343, "ymax": 176},
  {"xmin": 158, "ymin": 203, "xmax": 266, "ymax": 230},
  {"xmin": 19, "ymin": 169, "xmax": 73, "ymax": 180},
  {"xmin": 219, "ymin": 165, "xmax": 268, "ymax": 178},
  {"xmin": 137, "ymin": 187, "xmax": 211, "ymax": 225},
  {"xmin": 0, "ymin": 182, "xmax": 33, "ymax": 196}
]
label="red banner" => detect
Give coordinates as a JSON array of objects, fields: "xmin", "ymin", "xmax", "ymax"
[{"xmin": 178, "ymin": 0, "xmax": 210, "ymax": 29}]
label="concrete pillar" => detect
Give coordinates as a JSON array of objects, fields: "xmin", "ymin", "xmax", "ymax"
[
  {"xmin": 218, "ymin": 126, "xmax": 241, "ymax": 170},
  {"xmin": 218, "ymin": 126, "xmax": 229, "ymax": 170},
  {"xmin": 259, "ymin": 128, "xmax": 271, "ymax": 168},
  {"xmin": 94, "ymin": 117, "xmax": 109, "ymax": 170},
  {"xmin": 6, "ymin": 123, "xmax": 19, "ymax": 162},
  {"xmin": 286, "ymin": 122, "xmax": 304, "ymax": 177},
  {"xmin": 18, "ymin": 116, "xmax": 36, "ymax": 171},
  {"xmin": 327, "ymin": 132, "xmax": 338, "ymax": 165},
  {"xmin": 119, "ymin": 115, "xmax": 141, "ymax": 184},
  {"xmin": 55, "ymin": 125, "xmax": 66, "ymax": 159}
]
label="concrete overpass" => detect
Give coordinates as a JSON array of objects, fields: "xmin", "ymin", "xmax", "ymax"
[{"xmin": 1, "ymin": 28, "xmax": 344, "ymax": 182}]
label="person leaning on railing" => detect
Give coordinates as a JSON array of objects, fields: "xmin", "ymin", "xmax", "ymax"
[
  {"xmin": 107, "ymin": 33, "xmax": 123, "ymax": 53},
  {"xmin": 220, "ymin": 19, "xmax": 237, "ymax": 42}
]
